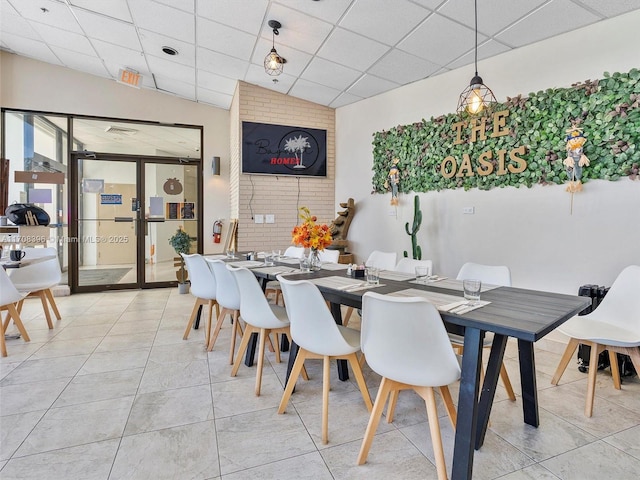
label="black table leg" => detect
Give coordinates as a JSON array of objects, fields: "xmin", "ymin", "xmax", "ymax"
[
  {"xmin": 330, "ymin": 302, "xmax": 349, "ymax": 381},
  {"xmin": 518, "ymin": 339, "xmax": 539, "ymax": 427},
  {"xmin": 281, "ymin": 335, "xmax": 290, "ymax": 352},
  {"xmin": 244, "ymin": 332, "xmax": 258, "ymax": 367},
  {"xmin": 475, "ymin": 333, "xmax": 508, "ymax": 449},
  {"xmin": 451, "ymin": 327, "xmax": 484, "ymax": 480},
  {"xmin": 194, "ymin": 304, "xmax": 202, "ymax": 330}
]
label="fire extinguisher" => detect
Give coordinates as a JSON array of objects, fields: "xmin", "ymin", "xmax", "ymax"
[{"xmin": 213, "ymin": 220, "xmax": 222, "ymax": 243}]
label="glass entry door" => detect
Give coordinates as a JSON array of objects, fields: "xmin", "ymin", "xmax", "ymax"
[{"xmin": 71, "ymin": 155, "xmax": 200, "ymax": 292}]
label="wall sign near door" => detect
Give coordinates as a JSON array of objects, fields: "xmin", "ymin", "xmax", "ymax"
[{"xmin": 100, "ymin": 194, "xmax": 122, "ymax": 205}]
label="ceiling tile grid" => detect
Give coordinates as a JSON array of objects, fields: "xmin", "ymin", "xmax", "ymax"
[{"xmin": 1, "ymin": 0, "xmax": 639, "ymax": 110}]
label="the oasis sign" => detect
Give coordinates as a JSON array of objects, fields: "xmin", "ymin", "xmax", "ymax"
[{"xmin": 439, "ymin": 109, "xmax": 527, "ymax": 179}]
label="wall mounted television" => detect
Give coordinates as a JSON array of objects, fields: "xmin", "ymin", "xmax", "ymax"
[{"xmin": 241, "ymin": 121, "xmax": 327, "ymax": 177}]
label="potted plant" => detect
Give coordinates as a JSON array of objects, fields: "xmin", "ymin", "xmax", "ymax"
[{"xmin": 168, "ymin": 226, "xmax": 192, "ymax": 294}]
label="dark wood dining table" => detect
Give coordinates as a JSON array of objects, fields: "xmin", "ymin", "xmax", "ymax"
[{"xmin": 240, "ymin": 261, "xmax": 589, "ymax": 480}]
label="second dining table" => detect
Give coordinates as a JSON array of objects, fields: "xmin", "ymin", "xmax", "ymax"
[{"xmin": 216, "ymin": 255, "xmax": 590, "ymax": 480}]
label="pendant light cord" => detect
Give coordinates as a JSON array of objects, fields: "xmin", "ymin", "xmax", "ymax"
[{"xmin": 474, "ymin": 0, "xmax": 478, "ymax": 77}]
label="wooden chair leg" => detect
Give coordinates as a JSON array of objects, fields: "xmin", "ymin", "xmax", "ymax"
[
  {"xmin": 348, "ymin": 353, "xmax": 373, "ymax": 412},
  {"xmin": 585, "ymin": 342, "xmax": 601, "ymax": 417},
  {"xmin": 204, "ymin": 300, "xmax": 215, "ymax": 348},
  {"xmin": 228, "ymin": 310, "xmax": 241, "ymax": 364},
  {"xmin": 357, "ymin": 377, "xmax": 394, "ymax": 465},
  {"xmin": 44, "ymin": 288, "xmax": 62, "ymax": 320},
  {"xmin": 208, "ymin": 307, "xmax": 228, "ymax": 352},
  {"xmin": 343, "ymin": 307, "xmax": 354, "ymax": 327},
  {"xmin": 551, "ymin": 337, "xmax": 580, "ymax": 385},
  {"xmin": 38, "ymin": 291, "xmax": 54, "ymax": 329},
  {"xmin": 183, "ymin": 299, "xmax": 201, "ymax": 340},
  {"xmin": 322, "ymin": 355, "xmax": 330, "ymax": 444},
  {"xmin": 623, "ymin": 346, "xmax": 640, "ymax": 378},
  {"xmin": 273, "ymin": 333, "xmax": 281, "ymax": 363},
  {"xmin": 6, "ymin": 304, "xmax": 30, "ymax": 342},
  {"xmin": 500, "ymin": 362, "xmax": 516, "ymax": 401},
  {"xmin": 439, "ymin": 385, "xmax": 457, "ymax": 429},
  {"xmin": 231, "ymin": 325, "xmax": 255, "ymax": 376},
  {"xmin": 422, "ymin": 386, "xmax": 448, "ymax": 480},
  {"xmin": 387, "ymin": 390, "xmax": 399, "ymax": 423},
  {"xmin": 0, "ymin": 324, "xmax": 6, "ymax": 356},
  {"xmin": 255, "ymin": 328, "xmax": 268, "ymax": 396},
  {"xmin": 609, "ymin": 349, "xmax": 621, "ymax": 390},
  {"xmin": 278, "ymin": 349, "xmax": 308, "ymax": 413}
]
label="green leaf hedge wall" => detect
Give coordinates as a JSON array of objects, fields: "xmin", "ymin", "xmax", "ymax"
[{"xmin": 372, "ymin": 68, "xmax": 640, "ymax": 193}]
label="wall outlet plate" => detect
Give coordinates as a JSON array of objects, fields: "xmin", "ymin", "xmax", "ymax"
[
  {"xmin": 254, "ymin": 214, "xmax": 264, "ymax": 223},
  {"xmin": 265, "ymin": 214, "xmax": 275, "ymax": 224}
]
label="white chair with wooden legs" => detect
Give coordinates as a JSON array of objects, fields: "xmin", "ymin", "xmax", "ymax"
[
  {"xmin": 451, "ymin": 262, "xmax": 516, "ymax": 401},
  {"xmin": 0, "ymin": 268, "xmax": 31, "ymax": 357},
  {"xmin": 181, "ymin": 253, "xmax": 219, "ymax": 348},
  {"xmin": 317, "ymin": 248, "xmax": 340, "ymax": 263},
  {"xmin": 343, "ymin": 250, "xmax": 397, "ymax": 327},
  {"xmin": 276, "ymin": 275, "xmax": 372, "ymax": 444},
  {"xmin": 7, "ymin": 247, "xmax": 61, "ymax": 330},
  {"xmin": 357, "ymin": 292, "xmax": 460, "ymax": 480},
  {"xmin": 206, "ymin": 259, "xmax": 244, "ymax": 363},
  {"xmin": 265, "ymin": 246, "xmax": 305, "ymax": 305},
  {"xmin": 394, "ymin": 257, "xmax": 432, "ymax": 274},
  {"xmin": 228, "ymin": 265, "xmax": 295, "ymax": 396},
  {"xmin": 551, "ymin": 265, "xmax": 640, "ymax": 417}
]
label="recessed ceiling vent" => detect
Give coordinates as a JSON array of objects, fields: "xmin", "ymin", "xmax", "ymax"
[{"xmin": 104, "ymin": 126, "xmax": 138, "ymax": 135}]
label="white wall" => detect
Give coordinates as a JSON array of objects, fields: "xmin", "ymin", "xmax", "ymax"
[
  {"xmin": 0, "ymin": 51, "xmax": 230, "ymax": 255},
  {"xmin": 336, "ymin": 11, "xmax": 640, "ymax": 294}
]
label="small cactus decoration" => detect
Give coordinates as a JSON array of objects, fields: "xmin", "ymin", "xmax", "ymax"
[{"xmin": 404, "ymin": 195, "xmax": 422, "ymax": 259}]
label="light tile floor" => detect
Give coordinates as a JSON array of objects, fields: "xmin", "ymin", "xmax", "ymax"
[{"xmin": 1, "ymin": 288, "xmax": 639, "ymax": 479}]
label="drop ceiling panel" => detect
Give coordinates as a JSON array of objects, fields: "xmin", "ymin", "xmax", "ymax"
[
  {"xmin": 197, "ymin": 69, "xmax": 237, "ymax": 95},
  {"xmin": 49, "ymin": 46, "xmax": 110, "ymax": 78},
  {"xmin": 91, "ymin": 39, "xmax": 150, "ymax": 74},
  {"xmin": 398, "ymin": 13, "xmax": 480, "ymax": 66},
  {"xmin": 437, "ymin": 0, "xmax": 549, "ymax": 36},
  {"xmin": 347, "ymin": 74, "xmax": 400, "ymax": 99},
  {"xmin": 7, "ymin": 0, "xmax": 83, "ymax": 34},
  {"xmin": 577, "ymin": 0, "xmax": 640, "ymax": 17},
  {"xmin": 338, "ymin": 0, "xmax": 431, "ymax": 46},
  {"xmin": 29, "ymin": 23, "xmax": 96, "ymax": 56},
  {"xmin": 0, "ymin": 10, "xmax": 41, "ymax": 41},
  {"xmin": 300, "ymin": 57, "xmax": 361, "ymax": 91},
  {"xmin": 274, "ymin": 0, "xmax": 351, "ymax": 23},
  {"xmin": 289, "ymin": 78, "xmax": 341, "ymax": 106},
  {"xmin": 445, "ymin": 39, "xmax": 510, "ymax": 71},
  {"xmin": 74, "ymin": 9, "xmax": 142, "ymax": 50},
  {"xmin": 244, "ymin": 64, "xmax": 296, "ymax": 94},
  {"xmin": 128, "ymin": 0, "xmax": 195, "ymax": 43},
  {"xmin": 152, "ymin": 0, "xmax": 195, "ymax": 14},
  {"xmin": 197, "ymin": 47, "xmax": 250, "ymax": 79},
  {"xmin": 197, "ymin": 16, "xmax": 256, "ymax": 60},
  {"xmin": 155, "ymin": 75, "xmax": 196, "ymax": 100},
  {"xmin": 368, "ymin": 49, "xmax": 440, "ymax": 85},
  {"xmin": 1, "ymin": 34, "xmax": 61, "ymax": 64},
  {"xmin": 197, "ymin": 0, "xmax": 269, "ymax": 36},
  {"xmin": 329, "ymin": 91, "xmax": 364, "ymax": 109},
  {"xmin": 264, "ymin": 3, "xmax": 334, "ymax": 54},
  {"xmin": 196, "ymin": 86, "xmax": 233, "ymax": 109},
  {"xmin": 139, "ymin": 29, "xmax": 196, "ymax": 67},
  {"xmin": 146, "ymin": 54, "xmax": 196, "ymax": 84},
  {"xmin": 69, "ymin": 0, "xmax": 133, "ymax": 23},
  {"xmin": 496, "ymin": 0, "xmax": 600, "ymax": 48},
  {"xmin": 316, "ymin": 28, "xmax": 390, "ymax": 71}
]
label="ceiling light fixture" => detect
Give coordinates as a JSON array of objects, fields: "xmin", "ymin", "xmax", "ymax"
[
  {"xmin": 456, "ymin": 0, "xmax": 496, "ymax": 117},
  {"xmin": 264, "ymin": 20, "xmax": 285, "ymax": 76},
  {"xmin": 162, "ymin": 46, "xmax": 179, "ymax": 56}
]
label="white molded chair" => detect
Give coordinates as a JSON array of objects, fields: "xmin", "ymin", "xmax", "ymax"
[
  {"xmin": 452, "ymin": 261, "xmax": 516, "ymax": 401},
  {"xmin": 551, "ymin": 265, "xmax": 640, "ymax": 417},
  {"xmin": 181, "ymin": 253, "xmax": 219, "ymax": 348},
  {"xmin": 365, "ymin": 250, "xmax": 397, "ymax": 270},
  {"xmin": 1, "ymin": 268, "xmax": 31, "ymax": 357},
  {"xmin": 277, "ymin": 275, "xmax": 372, "ymax": 444},
  {"xmin": 228, "ymin": 265, "xmax": 293, "ymax": 396},
  {"xmin": 395, "ymin": 258, "xmax": 433, "ymax": 274},
  {"xmin": 206, "ymin": 259, "xmax": 244, "ymax": 362},
  {"xmin": 8, "ymin": 247, "xmax": 62, "ymax": 329},
  {"xmin": 343, "ymin": 251, "xmax": 399, "ymax": 327},
  {"xmin": 317, "ymin": 248, "xmax": 340, "ymax": 263},
  {"xmin": 358, "ymin": 292, "xmax": 460, "ymax": 480},
  {"xmin": 265, "ymin": 246, "xmax": 306, "ymax": 305}
]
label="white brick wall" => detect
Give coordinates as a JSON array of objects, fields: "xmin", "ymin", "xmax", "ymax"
[{"xmin": 230, "ymin": 82, "xmax": 335, "ymax": 252}]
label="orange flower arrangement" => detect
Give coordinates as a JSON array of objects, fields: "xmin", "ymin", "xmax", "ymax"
[{"xmin": 291, "ymin": 207, "xmax": 332, "ymax": 251}]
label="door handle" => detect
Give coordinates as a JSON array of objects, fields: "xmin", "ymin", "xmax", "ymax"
[{"xmin": 114, "ymin": 217, "xmax": 134, "ymax": 222}]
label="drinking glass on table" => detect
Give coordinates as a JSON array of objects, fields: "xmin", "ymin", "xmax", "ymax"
[
  {"xmin": 264, "ymin": 252, "xmax": 275, "ymax": 266},
  {"xmin": 226, "ymin": 248, "xmax": 235, "ymax": 259},
  {"xmin": 463, "ymin": 279, "xmax": 482, "ymax": 305},
  {"xmin": 415, "ymin": 265, "xmax": 432, "ymax": 284},
  {"xmin": 299, "ymin": 257, "xmax": 311, "ymax": 273},
  {"xmin": 366, "ymin": 266, "xmax": 380, "ymax": 285}
]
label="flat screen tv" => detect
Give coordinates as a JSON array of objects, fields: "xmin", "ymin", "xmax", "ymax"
[{"xmin": 242, "ymin": 121, "xmax": 327, "ymax": 177}]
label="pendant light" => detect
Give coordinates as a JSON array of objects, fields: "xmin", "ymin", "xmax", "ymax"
[
  {"xmin": 456, "ymin": 0, "xmax": 496, "ymax": 117},
  {"xmin": 264, "ymin": 20, "xmax": 285, "ymax": 76}
]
